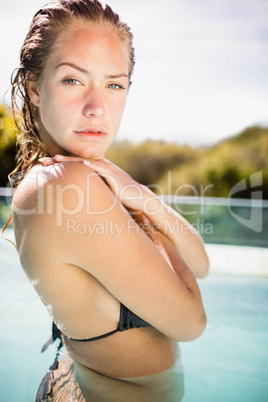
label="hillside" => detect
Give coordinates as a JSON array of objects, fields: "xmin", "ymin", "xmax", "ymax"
[{"xmin": 107, "ymin": 126, "xmax": 268, "ymax": 199}]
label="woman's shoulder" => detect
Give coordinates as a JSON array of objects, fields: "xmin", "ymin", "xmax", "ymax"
[
  {"xmin": 11, "ymin": 161, "xmax": 113, "ymax": 255},
  {"xmin": 12, "ymin": 161, "xmax": 114, "ymax": 220},
  {"xmin": 13, "ymin": 162, "xmax": 96, "ymax": 202}
]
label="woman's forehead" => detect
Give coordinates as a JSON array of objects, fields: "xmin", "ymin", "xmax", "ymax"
[{"xmin": 48, "ymin": 23, "xmax": 129, "ymax": 71}]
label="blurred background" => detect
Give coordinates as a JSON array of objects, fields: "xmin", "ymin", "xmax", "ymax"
[{"xmin": 1, "ymin": 0, "xmax": 268, "ymax": 246}]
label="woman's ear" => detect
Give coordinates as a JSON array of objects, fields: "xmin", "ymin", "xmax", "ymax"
[{"xmin": 26, "ymin": 80, "xmax": 41, "ymax": 107}]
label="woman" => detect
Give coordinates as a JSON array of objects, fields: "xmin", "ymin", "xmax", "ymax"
[{"xmin": 9, "ymin": 0, "xmax": 209, "ymax": 400}]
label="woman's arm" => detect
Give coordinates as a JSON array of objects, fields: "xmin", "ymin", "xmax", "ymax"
[
  {"xmin": 135, "ymin": 190, "xmax": 209, "ymax": 279},
  {"xmin": 81, "ymin": 158, "xmax": 209, "ymax": 279},
  {"xmin": 46, "ymin": 155, "xmax": 209, "ymax": 279}
]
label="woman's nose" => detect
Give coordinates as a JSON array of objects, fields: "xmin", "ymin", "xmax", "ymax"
[{"xmin": 83, "ymin": 89, "xmax": 105, "ymax": 118}]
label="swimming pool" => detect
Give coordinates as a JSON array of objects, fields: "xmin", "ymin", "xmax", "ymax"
[{"xmin": 1, "ymin": 229, "xmax": 268, "ymax": 402}]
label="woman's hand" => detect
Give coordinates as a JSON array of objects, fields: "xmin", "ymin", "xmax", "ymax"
[
  {"xmin": 42, "ymin": 155, "xmax": 155, "ymax": 213},
  {"xmin": 84, "ymin": 158, "xmax": 157, "ymax": 213}
]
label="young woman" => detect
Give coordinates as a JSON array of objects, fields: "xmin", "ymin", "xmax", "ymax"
[{"xmin": 9, "ymin": 0, "xmax": 209, "ymax": 400}]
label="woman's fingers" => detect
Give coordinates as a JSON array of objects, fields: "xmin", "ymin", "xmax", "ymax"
[
  {"xmin": 40, "ymin": 157, "xmax": 55, "ymax": 166},
  {"xmin": 54, "ymin": 154, "xmax": 85, "ymax": 163},
  {"xmin": 40, "ymin": 155, "xmax": 86, "ymax": 166}
]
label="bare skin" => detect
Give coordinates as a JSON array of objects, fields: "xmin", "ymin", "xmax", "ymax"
[
  {"xmin": 13, "ymin": 159, "xmax": 208, "ymax": 380},
  {"xmin": 12, "ymin": 22, "xmax": 209, "ymax": 399}
]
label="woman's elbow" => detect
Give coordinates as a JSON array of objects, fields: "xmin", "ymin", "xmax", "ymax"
[
  {"xmin": 195, "ymin": 254, "xmax": 210, "ymax": 279},
  {"xmin": 189, "ymin": 310, "xmax": 207, "ymax": 341},
  {"xmin": 171, "ymin": 310, "xmax": 207, "ymax": 342}
]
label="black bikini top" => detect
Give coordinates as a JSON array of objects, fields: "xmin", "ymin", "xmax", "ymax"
[
  {"xmin": 42, "ymin": 302, "xmax": 150, "ymax": 365},
  {"xmin": 42, "ymin": 303, "xmax": 149, "ymax": 370},
  {"xmin": 70, "ymin": 302, "xmax": 150, "ymax": 342}
]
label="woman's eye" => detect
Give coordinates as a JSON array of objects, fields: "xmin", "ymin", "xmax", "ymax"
[
  {"xmin": 62, "ymin": 78, "xmax": 81, "ymax": 86},
  {"xmin": 108, "ymin": 83, "xmax": 125, "ymax": 90}
]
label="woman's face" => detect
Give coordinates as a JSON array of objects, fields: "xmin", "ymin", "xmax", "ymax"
[{"xmin": 28, "ymin": 24, "xmax": 129, "ymax": 159}]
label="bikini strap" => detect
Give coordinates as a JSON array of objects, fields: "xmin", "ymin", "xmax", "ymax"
[{"xmin": 70, "ymin": 328, "xmax": 119, "ymax": 342}]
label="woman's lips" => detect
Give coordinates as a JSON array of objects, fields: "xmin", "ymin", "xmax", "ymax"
[{"xmin": 74, "ymin": 128, "xmax": 107, "ymax": 140}]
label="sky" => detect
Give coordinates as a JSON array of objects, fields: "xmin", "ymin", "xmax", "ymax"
[{"xmin": 1, "ymin": 0, "xmax": 267, "ymax": 146}]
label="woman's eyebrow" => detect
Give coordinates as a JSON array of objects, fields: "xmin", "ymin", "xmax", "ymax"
[
  {"xmin": 55, "ymin": 62, "xmax": 89, "ymax": 74},
  {"xmin": 105, "ymin": 73, "xmax": 129, "ymax": 79},
  {"xmin": 55, "ymin": 62, "xmax": 128, "ymax": 79}
]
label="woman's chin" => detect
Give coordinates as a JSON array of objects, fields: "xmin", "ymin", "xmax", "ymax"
[
  {"xmin": 76, "ymin": 149, "xmax": 106, "ymax": 160},
  {"xmin": 62, "ymin": 148, "xmax": 105, "ymax": 160}
]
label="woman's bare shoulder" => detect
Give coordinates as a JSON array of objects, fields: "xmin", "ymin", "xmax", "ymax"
[
  {"xmin": 12, "ymin": 162, "xmax": 109, "ymax": 211},
  {"xmin": 11, "ymin": 161, "xmax": 111, "ymax": 243},
  {"xmin": 12, "ymin": 161, "xmax": 113, "ymax": 267}
]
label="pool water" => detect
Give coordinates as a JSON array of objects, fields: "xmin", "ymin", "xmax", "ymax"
[
  {"xmin": 182, "ymin": 275, "xmax": 268, "ymax": 402},
  {"xmin": 1, "ymin": 232, "xmax": 268, "ymax": 402}
]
